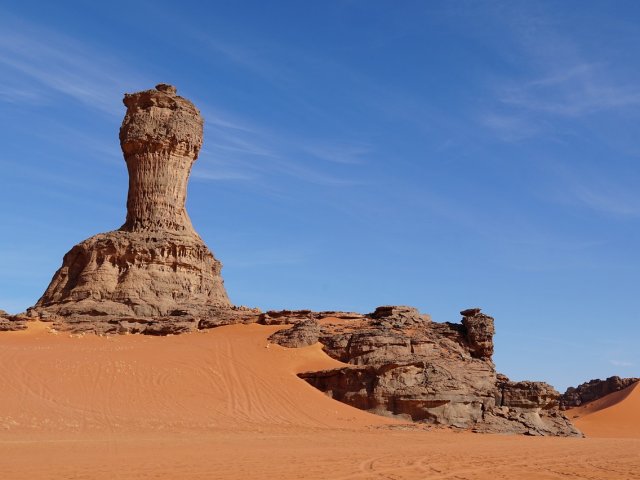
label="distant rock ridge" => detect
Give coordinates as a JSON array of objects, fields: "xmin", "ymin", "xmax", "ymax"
[
  {"xmin": 561, "ymin": 376, "xmax": 640, "ymax": 408},
  {"xmin": 0, "ymin": 310, "xmax": 26, "ymax": 331}
]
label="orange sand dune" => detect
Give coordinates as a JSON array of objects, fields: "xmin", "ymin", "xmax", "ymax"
[
  {"xmin": 1, "ymin": 322, "xmax": 639, "ymax": 479},
  {"xmin": 0, "ymin": 322, "xmax": 393, "ymax": 433},
  {"xmin": 570, "ymin": 382, "xmax": 640, "ymax": 438}
]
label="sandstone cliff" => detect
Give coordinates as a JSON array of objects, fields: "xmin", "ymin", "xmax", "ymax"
[
  {"xmin": 561, "ymin": 376, "xmax": 640, "ymax": 408},
  {"xmin": 273, "ymin": 307, "xmax": 580, "ymax": 436}
]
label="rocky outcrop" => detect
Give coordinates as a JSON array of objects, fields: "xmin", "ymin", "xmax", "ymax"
[
  {"xmin": 5, "ymin": 84, "xmax": 581, "ymax": 437},
  {"xmin": 259, "ymin": 310, "xmax": 363, "ymax": 325},
  {"xmin": 281, "ymin": 307, "xmax": 580, "ymax": 436},
  {"xmin": 28, "ymin": 84, "xmax": 238, "ymax": 333},
  {"xmin": 561, "ymin": 376, "xmax": 640, "ymax": 408},
  {"xmin": 0, "ymin": 310, "xmax": 27, "ymax": 331},
  {"xmin": 369, "ymin": 305, "xmax": 431, "ymax": 326},
  {"xmin": 461, "ymin": 309, "xmax": 494, "ymax": 358},
  {"xmin": 268, "ymin": 320, "xmax": 320, "ymax": 348},
  {"xmin": 485, "ymin": 374, "xmax": 581, "ymax": 436}
]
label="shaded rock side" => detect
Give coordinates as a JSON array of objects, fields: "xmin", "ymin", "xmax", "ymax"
[
  {"xmin": 268, "ymin": 320, "xmax": 320, "ymax": 348},
  {"xmin": 486, "ymin": 374, "xmax": 581, "ymax": 436},
  {"xmin": 30, "ymin": 84, "xmax": 233, "ymax": 329},
  {"xmin": 561, "ymin": 376, "xmax": 640, "ymax": 408},
  {"xmin": 283, "ymin": 307, "xmax": 580, "ymax": 436}
]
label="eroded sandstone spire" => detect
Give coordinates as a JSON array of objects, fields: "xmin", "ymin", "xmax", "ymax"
[
  {"xmin": 120, "ymin": 83, "xmax": 202, "ymax": 233},
  {"xmin": 32, "ymin": 85, "xmax": 233, "ymax": 329}
]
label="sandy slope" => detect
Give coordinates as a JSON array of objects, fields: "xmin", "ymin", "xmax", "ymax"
[
  {"xmin": 1, "ymin": 322, "xmax": 639, "ymax": 479},
  {"xmin": 569, "ymin": 382, "xmax": 640, "ymax": 438}
]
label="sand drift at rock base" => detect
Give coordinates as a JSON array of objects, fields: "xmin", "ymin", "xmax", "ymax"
[{"xmin": 0, "ymin": 323, "xmax": 638, "ymax": 480}]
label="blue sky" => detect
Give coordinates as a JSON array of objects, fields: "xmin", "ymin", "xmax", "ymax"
[{"xmin": 1, "ymin": 0, "xmax": 639, "ymax": 390}]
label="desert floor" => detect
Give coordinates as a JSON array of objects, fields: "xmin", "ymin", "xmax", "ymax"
[{"xmin": 0, "ymin": 322, "xmax": 638, "ymax": 479}]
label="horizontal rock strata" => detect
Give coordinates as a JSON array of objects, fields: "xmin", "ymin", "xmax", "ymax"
[
  {"xmin": 274, "ymin": 306, "xmax": 580, "ymax": 436},
  {"xmin": 268, "ymin": 319, "xmax": 320, "ymax": 348},
  {"xmin": 0, "ymin": 310, "xmax": 27, "ymax": 331},
  {"xmin": 561, "ymin": 376, "xmax": 640, "ymax": 408},
  {"xmin": 28, "ymin": 84, "xmax": 234, "ymax": 331}
]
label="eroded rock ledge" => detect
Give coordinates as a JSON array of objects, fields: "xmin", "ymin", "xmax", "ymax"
[
  {"xmin": 271, "ymin": 306, "xmax": 581, "ymax": 437},
  {"xmin": 0, "ymin": 310, "xmax": 26, "ymax": 331},
  {"xmin": 561, "ymin": 376, "xmax": 640, "ymax": 408}
]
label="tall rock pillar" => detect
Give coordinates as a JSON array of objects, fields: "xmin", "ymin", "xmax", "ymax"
[
  {"xmin": 120, "ymin": 83, "xmax": 201, "ymax": 233},
  {"xmin": 33, "ymin": 84, "xmax": 231, "ymax": 325}
]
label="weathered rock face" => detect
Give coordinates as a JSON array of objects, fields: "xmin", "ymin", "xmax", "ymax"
[
  {"xmin": 482, "ymin": 374, "xmax": 581, "ymax": 436},
  {"xmin": 29, "ymin": 84, "xmax": 233, "ymax": 332},
  {"xmin": 0, "ymin": 310, "xmax": 27, "ymax": 331},
  {"xmin": 461, "ymin": 310, "xmax": 494, "ymax": 359},
  {"xmin": 268, "ymin": 320, "xmax": 320, "ymax": 348},
  {"xmin": 276, "ymin": 307, "xmax": 580, "ymax": 436},
  {"xmin": 119, "ymin": 83, "xmax": 203, "ymax": 234},
  {"xmin": 561, "ymin": 376, "xmax": 640, "ymax": 408},
  {"xmin": 260, "ymin": 310, "xmax": 363, "ymax": 325}
]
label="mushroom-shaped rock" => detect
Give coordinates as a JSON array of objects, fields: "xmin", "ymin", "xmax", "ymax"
[{"xmin": 32, "ymin": 85, "xmax": 231, "ymax": 328}]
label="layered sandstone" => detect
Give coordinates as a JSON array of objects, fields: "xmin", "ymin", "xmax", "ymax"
[
  {"xmin": 561, "ymin": 376, "xmax": 640, "ymax": 408},
  {"xmin": 0, "ymin": 309, "xmax": 26, "ymax": 331},
  {"xmin": 274, "ymin": 307, "xmax": 580, "ymax": 436},
  {"xmin": 9, "ymin": 84, "xmax": 582, "ymax": 436},
  {"xmin": 29, "ymin": 84, "xmax": 238, "ymax": 333}
]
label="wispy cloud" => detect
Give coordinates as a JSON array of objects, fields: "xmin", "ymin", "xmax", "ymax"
[
  {"xmin": 479, "ymin": 112, "xmax": 542, "ymax": 142},
  {"xmin": 303, "ymin": 144, "xmax": 371, "ymax": 165},
  {"xmin": 195, "ymin": 108, "xmax": 371, "ymax": 188},
  {"xmin": 610, "ymin": 360, "xmax": 634, "ymax": 368},
  {"xmin": 0, "ymin": 84, "xmax": 45, "ymax": 104},
  {"xmin": 194, "ymin": 35, "xmax": 293, "ymax": 86},
  {"xmin": 0, "ymin": 13, "xmax": 149, "ymax": 115},
  {"xmin": 544, "ymin": 163, "xmax": 640, "ymax": 218},
  {"xmin": 0, "ymin": 12, "xmax": 369, "ymax": 190},
  {"xmin": 500, "ymin": 62, "xmax": 640, "ymax": 117},
  {"xmin": 477, "ymin": 6, "xmax": 640, "ymax": 142},
  {"xmin": 192, "ymin": 168, "xmax": 255, "ymax": 182},
  {"xmin": 571, "ymin": 182, "xmax": 640, "ymax": 217},
  {"xmin": 223, "ymin": 248, "xmax": 310, "ymax": 269}
]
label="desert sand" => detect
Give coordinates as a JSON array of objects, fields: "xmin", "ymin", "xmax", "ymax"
[
  {"xmin": 0, "ymin": 323, "xmax": 638, "ymax": 479},
  {"xmin": 570, "ymin": 381, "xmax": 640, "ymax": 439}
]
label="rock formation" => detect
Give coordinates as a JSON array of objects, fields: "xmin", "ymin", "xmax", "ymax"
[
  {"xmin": 6, "ymin": 84, "xmax": 583, "ymax": 436},
  {"xmin": 0, "ymin": 310, "xmax": 26, "ymax": 331},
  {"xmin": 269, "ymin": 319, "xmax": 320, "ymax": 348},
  {"xmin": 561, "ymin": 376, "xmax": 640, "ymax": 408},
  {"xmin": 27, "ymin": 84, "xmax": 254, "ymax": 334},
  {"xmin": 274, "ymin": 307, "xmax": 580, "ymax": 436}
]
